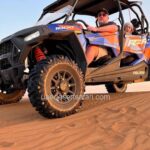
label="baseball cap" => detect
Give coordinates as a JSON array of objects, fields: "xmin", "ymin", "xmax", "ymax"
[{"xmin": 97, "ymin": 8, "xmax": 109, "ymax": 16}]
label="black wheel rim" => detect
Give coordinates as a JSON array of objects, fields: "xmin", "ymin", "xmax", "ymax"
[
  {"xmin": 50, "ymin": 71, "xmax": 76, "ymax": 104},
  {"xmin": 116, "ymin": 83, "xmax": 125, "ymax": 89}
]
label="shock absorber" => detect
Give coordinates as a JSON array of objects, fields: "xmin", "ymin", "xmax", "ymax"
[{"xmin": 34, "ymin": 47, "xmax": 46, "ymax": 62}]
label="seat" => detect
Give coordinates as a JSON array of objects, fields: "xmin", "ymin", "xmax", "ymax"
[
  {"xmin": 88, "ymin": 47, "xmax": 115, "ymax": 67},
  {"xmin": 88, "ymin": 55, "xmax": 112, "ymax": 67},
  {"xmin": 121, "ymin": 53, "xmax": 138, "ymax": 66}
]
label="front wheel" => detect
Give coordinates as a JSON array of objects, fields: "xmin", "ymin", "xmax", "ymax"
[
  {"xmin": 28, "ymin": 56, "xmax": 84, "ymax": 118},
  {"xmin": 105, "ymin": 83, "xmax": 127, "ymax": 93}
]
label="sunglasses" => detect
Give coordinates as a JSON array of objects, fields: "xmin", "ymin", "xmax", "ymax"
[{"xmin": 98, "ymin": 13, "xmax": 107, "ymax": 17}]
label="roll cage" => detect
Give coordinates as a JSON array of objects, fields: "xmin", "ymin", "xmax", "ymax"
[
  {"xmin": 40, "ymin": 0, "xmax": 149, "ymax": 33},
  {"xmin": 119, "ymin": 2, "xmax": 149, "ymax": 34},
  {"xmin": 39, "ymin": 0, "xmax": 149, "ymax": 53}
]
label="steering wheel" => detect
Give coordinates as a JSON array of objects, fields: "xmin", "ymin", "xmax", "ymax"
[{"xmin": 74, "ymin": 19, "xmax": 89, "ymax": 29}]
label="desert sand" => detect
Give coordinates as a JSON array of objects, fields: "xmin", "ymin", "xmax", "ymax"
[{"xmin": 0, "ymin": 83, "xmax": 150, "ymax": 150}]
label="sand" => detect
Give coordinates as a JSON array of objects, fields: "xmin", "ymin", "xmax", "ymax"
[{"xmin": 0, "ymin": 83, "xmax": 150, "ymax": 150}]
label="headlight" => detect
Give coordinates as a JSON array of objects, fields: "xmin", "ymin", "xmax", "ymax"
[{"xmin": 24, "ymin": 31, "xmax": 40, "ymax": 42}]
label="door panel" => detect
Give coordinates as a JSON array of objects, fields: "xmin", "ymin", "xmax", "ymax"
[{"xmin": 124, "ymin": 35, "xmax": 147, "ymax": 54}]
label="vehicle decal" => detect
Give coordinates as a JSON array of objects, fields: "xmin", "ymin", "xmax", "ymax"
[
  {"xmin": 48, "ymin": 24, "xmax": 82, "ymax": 34},
  {"xmin": 85, "ymin": 32, "xmax": 120, "ymax": 56},
  {"xmin": 124, "ymin": 35, "xmax": 146, "ymax": 52}
]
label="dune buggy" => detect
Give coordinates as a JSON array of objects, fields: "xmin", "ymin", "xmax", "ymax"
[{"xmin": 0, "ymin": 0, "xmax": 149, "ymax": 118}]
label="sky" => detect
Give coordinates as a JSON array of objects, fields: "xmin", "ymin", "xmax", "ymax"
[{"xmin": 0, "ymin": 0, "xmax": 149, "ymax": 40}]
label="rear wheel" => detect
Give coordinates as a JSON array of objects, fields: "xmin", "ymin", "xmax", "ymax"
[
  {"xmin": 0, "ymin": 90, "xmax": 25, "ymax": 105},
  {"xmin": 28, "ymin": 56, "xmax": 84, "ymax": 118},
  {"xmin": 105, "ymin": 83, "xmax": 127, "ymax": 93}
]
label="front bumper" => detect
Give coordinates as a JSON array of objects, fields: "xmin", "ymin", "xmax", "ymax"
[{"xmin": 0, "ymin": 64, "xmax": 25, "ymax": 88}]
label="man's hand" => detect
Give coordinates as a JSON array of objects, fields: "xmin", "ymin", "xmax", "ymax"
[{"xmin": 87, "ymin": 26, "xmax": 98, "ymax": 32}]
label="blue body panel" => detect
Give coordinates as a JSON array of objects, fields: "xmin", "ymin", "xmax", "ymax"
[
  {"xmin": 145, "ymin": 36, "xmax": 150, "ymax": 48},
  {"xmin": 47, "ymin": 24, "xmax": 150, "ymax": 65},
  {"xmin": 85, "ymin": 33, "xmax": 119, "ymax": 48},
  {"xmin": 47, "ymin": 24, "xmax": 119, "ymax": 53}
]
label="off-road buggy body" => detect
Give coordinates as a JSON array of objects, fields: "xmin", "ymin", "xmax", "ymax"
[{"xmin": 0, "ymin": 0, "xmax": 149, "ymax": 118}]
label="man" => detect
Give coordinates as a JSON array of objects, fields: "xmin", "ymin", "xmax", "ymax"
[{"xmin": 86, "ymin": 8, "xmax": 118, "ymax": 65}]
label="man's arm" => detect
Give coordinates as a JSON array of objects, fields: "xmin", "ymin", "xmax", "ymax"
[
  {"xmin": 88, "ymin": 24, "xmax": 118, "ymax": 33},
  {"xmin": 97, "ymin": 25, "xmax": 118, "ymax": 33}
]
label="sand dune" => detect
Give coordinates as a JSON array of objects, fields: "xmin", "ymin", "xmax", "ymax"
[
  {"xmin": 85, "ymin": 81, "xmax": 150, "ymax": 94},
  {"xmin": 0, "ymin": 91, "xmax": 150, "ymax": 150}
]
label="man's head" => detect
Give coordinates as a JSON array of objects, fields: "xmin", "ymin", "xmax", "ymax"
[{"xmin": 97, "ymin": 8, "xmax": 109, "ymax": 24}]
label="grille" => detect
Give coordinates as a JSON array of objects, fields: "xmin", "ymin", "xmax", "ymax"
[
  {"xmin": 0, "ymin": 58, "xmax": 11, "ymax": 70},
  {"xmin": 0, "ymin": 41, "xmax": 14, "ymax": 55},
  {"xmin": 0, "ymin": 41, "xmax": 20, "ymax": 70}
]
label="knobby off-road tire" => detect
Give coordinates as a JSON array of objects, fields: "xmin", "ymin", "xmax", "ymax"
[
  {"xmin": 0, "ymin": 90, "xmax": 25, "ymax": 105},
  {"xmin": 28, "ymin": 56, "xmax": 84, "ymax": 118},
  {"xmin": 105, "ymin": 83, "xmax": 127, "ymax": 93}
]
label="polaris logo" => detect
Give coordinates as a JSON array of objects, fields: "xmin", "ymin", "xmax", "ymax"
[
  {"xmin": 56, "ymin": 26, "xmax": 74, "ymax": 30},
  {"xmin": 133, "ymin": 71, "xmax": 145, "ymax": 75}
]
